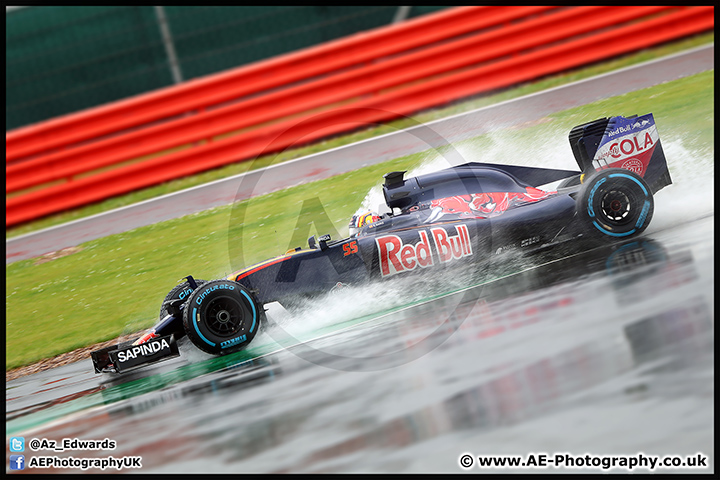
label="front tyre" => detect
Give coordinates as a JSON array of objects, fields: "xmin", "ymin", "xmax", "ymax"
[
  {"xmin": 577, "ymin": 168, "xmax": 654, "ymax": 239},
  {"xmin": 183, "ymin": 279, "xmax": 264, "ymax": 355}
]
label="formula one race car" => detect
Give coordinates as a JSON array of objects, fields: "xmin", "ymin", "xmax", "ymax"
[{"xmin": 92, "ymin": 113, "xmax": 671, "ymax": 373}]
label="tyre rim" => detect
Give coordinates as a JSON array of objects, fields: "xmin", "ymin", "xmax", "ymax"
[
  {"xmin": 206, "ymin": 296, "xmax": 244, "ymax": 336},
  {"xmin": 600, "ymin": 189, "xmax": 631, "ymax": 223}
]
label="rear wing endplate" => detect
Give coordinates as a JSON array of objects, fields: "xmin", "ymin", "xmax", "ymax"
[{"xmin": 569, "ymin": 113, "xmax": 672, "ymax": 194}]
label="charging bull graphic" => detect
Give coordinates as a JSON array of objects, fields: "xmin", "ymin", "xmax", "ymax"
[{"xmin": 426, "ymin": 187, "xmax": 554, "ymax": 223}]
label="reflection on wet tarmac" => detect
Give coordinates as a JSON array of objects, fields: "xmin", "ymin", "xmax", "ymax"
[{"xmin": 6, "ymin": 216, "xmax": 714, "ymax": 473}]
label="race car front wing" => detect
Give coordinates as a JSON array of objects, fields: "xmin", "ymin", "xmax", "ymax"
[{"xmin": 91, "ymin": 334, "xmax": 180, "ymax": 374}]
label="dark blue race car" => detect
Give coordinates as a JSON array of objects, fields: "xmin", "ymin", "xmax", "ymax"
[{"xmin": 92, "ymin": 114, "xmax": 672, "ymax": 373}]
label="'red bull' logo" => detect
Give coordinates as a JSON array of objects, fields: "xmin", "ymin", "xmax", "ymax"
[
  {"xmin": 431, "ymin": 225, "xmax": 472, "ymax": 263},
  {"xmin": 376, "ymin": 224, "xmax": 472, "ymax": 277}
]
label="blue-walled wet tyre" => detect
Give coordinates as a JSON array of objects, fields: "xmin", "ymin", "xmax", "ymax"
[
  {"xmin": 183, "ymin": 279, "xmax": 264, "ymax": 355},
  {"xmin": 577, "ymin": 168, "xmax": 654, "ymax": 239}
]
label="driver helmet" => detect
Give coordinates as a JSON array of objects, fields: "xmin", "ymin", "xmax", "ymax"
[{"xmin": 348, "ymin": 211, "xmax": 381, "ymax": 237}]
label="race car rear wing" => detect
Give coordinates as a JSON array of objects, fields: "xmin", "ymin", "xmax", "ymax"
[{"xmin": 568, "ymin": 114, "xmax": 672, "ymax": 194}]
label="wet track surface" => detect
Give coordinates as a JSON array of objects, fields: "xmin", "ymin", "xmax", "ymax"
[{"xmin": 6, "ymin": 213, "xmax": 714, "ymax": 473}]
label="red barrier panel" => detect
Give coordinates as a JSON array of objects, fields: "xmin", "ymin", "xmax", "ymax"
[
  {"xmin": 6, "ymin": 6, "xmax": 556, "ymax": 163},
  {"xmin": 6, "ymin": 6, "xmax": 714, "ymax": 226},
  {"xmin": 6, "ymin": 6, "xmax": 672, "ymax": 193}
]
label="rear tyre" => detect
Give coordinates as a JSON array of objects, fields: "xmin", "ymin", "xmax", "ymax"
[
  {"xmin": 577, "ymin": 168, "xmax": 654, "ymax": 239},
  {"xmin": 183, "ymin": 279, "xmax": 264, "ymax": 355}
]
